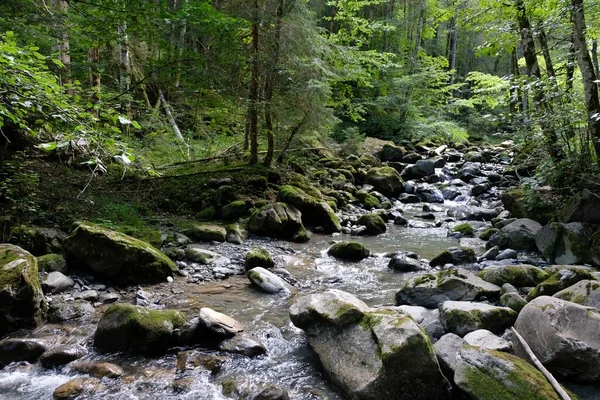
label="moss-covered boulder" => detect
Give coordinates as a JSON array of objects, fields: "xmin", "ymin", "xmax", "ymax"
[
  {"xmin": 64, "ymin": 223, "xmax": 177, "ymax": 284},
  {"xmin": 487, "ymin": 218, "xmax": 542, "ymax": 251},
  {"xmin": 396, "ymin": 269, "xmax": 501, "ymax": 308},
  {"xmin": 479, "ymin": 228, "xmax": 498, "ymax": 240},
  {"xmin": 245, "ymin": 247, "xmax": 274, "ymax": 271},
  {"xmin": 536, "ymin": 222, "xmax": 597, "ymax": 265},
  {"xmin": 94, "ymin": 303, "xmax": 185, "ymax": 355},
  {"xmin": 356, "ymin": 213, "xmax": 387, "ymax": 235},
  {"xmin": 453, "ymin": 223, "xmax": 474, "ymax": 237},
  {"xmin": 37, "ymin": 253, "xmax": 67, "ymax": 273},
  {"xmin": 553, "ymin": 280, "xmax": 600, "ymax": 308},
  {"xmin": 327, "ymin": 241, "xmax": 370, "ymax": 261},
  {"xmin": 499, "ymin": 292, "xmax": 528, "ymax": 313},
  {"xmin": 365, "ymin": 167, "xmax": 404, "ymax": 198},
  {"xmin": 247, "ymin": 203, "xmax": 309, "ymax": 242},
  {"xmin": 559, "ymin": 189, "xmax": 600, "ymax": 224},
  {"xmin": 0, "ymin": 244, "xmax": 46, "ymax": 335},
  {"xmin": 377, "ymin": 143, "xmax": 406, "ymax": 162},
  {"xmin": 356, "ymin": 191, "xmax": 381, "ymax": 209},
  {"xmin": 212, "ymin": 185, "xmax": 237, "ymax": 208},
  {"xmin": 277, "ymin": 185, "xmax": 341, "ymax": 233},
  {"xmin": 221, "ymin": 201, "xmax": 248, "ymax": 220},
  {"xmin": 454, "ymin": 346, "xmax": 571, "ymax": 400},
  {"xmin": 430, "ymin": 247, "xmax": 476, "ymax": 267},
  {"xmin": 527, "ymin": 267, "xmax": 595, "ymax": 300},
  {"xmin": 477, "ymin": 265, "xmax": 548, "ymax": 287},
  {"xmin": 184, "ymin": 224, "xmax": 227, "ymax": 242},
  {"xmin": 225, "ymin": 223, "xmax": 247, "ymax": 245},
  {"xmin": 290, "ymin": 289, "xmax": 450, "ymax": 400},
  {"xmin": 439, "ymin": 301, "xmax": 517, "ymax": 337},
  {"xmin": 9, "ymin": 225, "xmax": 65, "ymax": 256}
]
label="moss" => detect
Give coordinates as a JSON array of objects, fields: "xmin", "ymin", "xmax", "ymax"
[
  {"xmin": 412, "ymin": 273, "xmax": 435, "ymax": 286},
  {"xmin": 221, "ymin": 200, "xmax": 248, "ymax": 219},
  {"xmin": 363, "ymin": 194, "xmax": 381, "ymax": 209},
  {"xmin": 357, "ymin": 213, "xmax": 387, "ymax": 235},
  {"xmin": 184, "ymin": 224, "xmax": 227, "ymax": 242},
  {"xmin": 248, "ymin": 269, "xmax": 263, "ymax": 283},
  {"xmin": 479, "ymin": 228, "xmax": 499, "ymax": 240},
  {"xmin": 37, "ymin": 253, "xmax": 67, "ymax": 273},
  {"xmin": 453, "ymin": 223, "xmax": 474, "ymax": 236},
  {"xmin": 220, "ymin": 378, "xmax": 239, "ymax": 397},
  {"xmin": 245, "ymin": 247, "xmax": 274, "ymax": 270},
  {"xmin": 277, "ymin": 185, "xmax": 341, "ymax": 233},
  {"xmin": 0, "ymin": 244, "xmax": 40, "ymax": 291},
  {"xmin": 527, "ymin": 268, "xmax": 595, "ymax": 300},
  {"xmin": 328, "ymin": 241, "xmax": 370, "ymax": 261},
  {"xmin": 197, "ymin": 207, "xmax": 217, "ymax": 221}
]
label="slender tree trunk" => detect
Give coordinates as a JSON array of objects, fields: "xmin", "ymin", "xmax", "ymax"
[
  {"xmin": 277, "ymin": 114, "xmax": 308, "ymax": 164},
  {"xmin": 448, "ymin": 17, "xmax": 458, "ymax": 85},
  {"xmin": 53, "ymin": 0, "xmax": 72, "ymax": 94},
  {"xmin": 118, "ymin": 21, "xmax": 131, "ymax": 118},
  {"xmin": 248, "ymin": 0, "xmax": 260, "ymax": 165},
  {"xmin": 159, "ymin": 89, "xmax": 185, "ymax": 143},
  {"xmin": 566, "ymin": 29, "xmax": 576, "ymax": 92},
  {"xmin": 537, "ymin": 25, "xmax": 555, "ymax": 78},
  {"xmin": 510, "ymin": 47, "xmax": 522, "ymax": 115},
  {"xmin": 263, "ymin": 0, "xmax": 285, "ymax": 168},
  {"xmin": 88, "ymin": 47, "xmax": 101, "ymax": 115},
  {"xmin": 411, "ymin": 3, "xmax": 425, "ymax": 70},
  {"xmin": 571, "ymin": 0, "xmax": 600, "ymax": 161},
  {"xmin": 592, "ymin": 39, "xmax": 600, "ymax": 77}
]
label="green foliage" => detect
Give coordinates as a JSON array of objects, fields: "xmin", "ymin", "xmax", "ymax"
[{"xmin": 0, "ymin": 152, "xmax": 39, "ymax": 221}]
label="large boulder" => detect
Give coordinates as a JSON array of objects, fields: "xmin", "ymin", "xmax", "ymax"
[
  {"xmin": 0, "ymin": 338, "xmax": 48, "ymax": 367},
  {"xmin": 94, "ymin": 303, "xmax": 185, "ymax": 355},
  {"xmin": 527, "ymin": 267, "xmax": 594, "ymax": 300},
  {"xmin": 514, "ymin": 296, "xmax": 600, "ymax": 382},
  {"xmin": 377, "ymin": 143, "xmax": 406, "ymax": 162},
  {"xmin": 247, "ymin": 203, "xmax": 309, "ymax": 243},
  {"xmin": 290, "ymin": 289, "xmax": 450, "ymax": 400},
  {"xmin": 447, "ymin": 206, "xmax": 499, "ymax": 221},
  {"xmin": 429, "ymin": 247, "xmax": 476, "ymax": 267},
  {"xmin": 536, "ymin": 222, "xmax": 598, "ymax": 265},
  {"xmin": 184, "ymin": 224, "xmax": 227, "ymax": 242},
  {"xmin": 277, "ymin": 185, "xmax": 341, "ymax": 233},
  {"xmin": 356, "ymin": 214, "xmax": 387, "ymax": 235},
  {"xmin": 454, "ymin": 346, "xmax": 570, "ymax": 400},
  {"xmin": 477, "ymin": 265, "xmax": 548, "ymax": 287},
  {"xmin": 434, "ymin": 333, "xmax": 466, "ymax": 379},
  {"xmin": 327, "ymin": 242, "xmax": 370, "ymax": 261},
  {"xmin": 64, "ymin": 223, "xmax": 177, "ymax": 284},
  {"xmin": 395, "ymin": 269, "xmax": 501, "ymax": 308},
  {"xmin": 245, "ymin": 247, "xmax": 274, "ymax": 270},
  {"xmin": 553, "ymin": 280, "xmax": 600, "ymax": 309},
  {"xmin": 439, "ymin": 301, "xmax": 517, "ymax": 337},
  {"xmin": 559, "ymin": 189, "xmax": 600, "ymax": 224},
  {"xmin": 0, "ymin": 244, "xmax": 46, "ymax": 335},
  {"xmin": 365, "ymin": 167, "xmax": 405, "ymax": 198},
  {"xmin": 487, "ymin": 218, "xmax": 542, "ymax": 251}
]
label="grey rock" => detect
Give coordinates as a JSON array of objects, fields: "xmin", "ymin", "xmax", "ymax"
[
  {"xmin": 247, "ymin": 267, "xmax": 291, "ymax": 294},
  {"xmin": 48, "ymin": 299, "xmax": 94, "ymax": 322},
  {"xmin": 42, "ymin": 272, "xmax": 75, "ymax": 294},
  {"xmin": 218, "ymin": 332, "xmax": 267, "ymax": 357},
  {"xmin": 553, "ymin": 280, "xmax": 600, "ymax": 309},
  {"xmin": 40, "ymin": 344, "xmax": 88, "ymax": 368},
  {"xmin": 495, "ymin": 249, "xmax": 517, "ymax": 261},
  {"xmin": 0, "ymin": 338, "xmax": 48, "ymax": 366},
  {"xmin": 447, "ymin": 206, "xmax": 499, "ymax": 221},
  {"xmin": 487, "ymin": 218, "xmax": 542, "ymax": 251},
  {"xmin": 536, "ymin": 222, "xmax": 597, "ymax": 265},
  {"xmin": 439, "ymin": 301, "xmax": 517, "ymax": 337},
  {"xmin": 388, "ymin": 254, "xmax": 423, "ymax": 272},
  {"xmin": 185, "ymin": 247, "xmax": 230, "ymax": 266},
  {"xmin": 500, "ymin": 292, "xmax": 528, "ymax": 312},
  {"xmin": 433, "ymin": 333, "xmax": 465, "ymax": 378},
  {"xmin": 463, "ymin": 329, "xmax": 511, "ymax": 352}
]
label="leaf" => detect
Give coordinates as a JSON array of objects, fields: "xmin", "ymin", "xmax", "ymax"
[
  {"xmin": 132, "ymin": 121, "xmax": 142, "ymax": 129},
  {"xmin": 35, "ymin": 142, "xmax": 57, "ymax": 151}
]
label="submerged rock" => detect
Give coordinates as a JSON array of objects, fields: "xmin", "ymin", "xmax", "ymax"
[
  {"xmin": 327, "ymin": 241, "xmax": 370, "ymax": 261},
  {"xmin": 53, "ymin": 378, "xmax": 99, "ymax": 400},
  {"xmin": 0, "ymin": 338, "xmax": 48, "ymax": 366},
  {"xmin": 94, "ymin": 303, "xmax": 185, "ymax": 355},
  {"xmin": 40, "ymin": 344, "xmax": 88, "ymax": 368},
  {"xmin": 290, "ymin": 289, "xmax": 450, "ymax": 400},
  {"xmin": 0, "ymin": 244, "xmax": 46, "ymax": 335},
  {"xmin": 439, "ymin": 301, "xmax": 517, "ymax": 337},
  {"xmin": 71, "ymin": 362, "xmax": 124, "ymax": 378},
  {"xmin": 247, "ymin": 203, "xmax": 310, "ymax": 242},
  {"xmin": 515, "ymin": 296, "xmax": 600, "ymax": 382},
  {"xmin": 454, "ymin": 346, "xmax": 569, "ymax": 400},
  {"xmin": 396, "ymin": 269, "xmax": 501, "ymax": 308},
  {"xmin": 64, "ymin": 223, "xmax": 177, "ymax": 284}
]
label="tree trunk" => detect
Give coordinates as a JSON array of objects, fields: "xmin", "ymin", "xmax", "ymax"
[
  {"xmin": 571, "ymin": 0, "xmax": 600, "ymax": 161},
  {"xmin": 566, "ymin": 29, "xmax": 576, "ymax": 92},
  {"xmin": 509, "ymin": 47, "xmax": 522, "ymax": 115},
  {"xmin": 248, "ymin": 0, "xmax": 260, "ymax": 165},
  {"xmin": 159, "ymin": 89, "xmax": 186, "ymax": 143},
  {"xmin": 448, "ymin": 17, "xmax": 458, "ymax": 85},
  {"xmin": 592, "ymin": 39, "xmax": 600, "ymax": 77},
  {"xmin": 118, "ymin": 22, "xmax": 130, "ymax": 96},
  {"xmin": 88, "ymin": 47, "xmax": 101, "ymax": 115},
  {"xmin": 537, "ymin": 25, "xmax": 555, "ymax": 78},
  {"xmin": 263, "ymin": 0, "xmax": 285, "ymax": 168},
  {"xmin": 277, "ymin": 114, "xmax": 308, "ymax": 164},
  {"xmin": 53, "ymin": 0, "xmax": 72, "ymax": 94}
]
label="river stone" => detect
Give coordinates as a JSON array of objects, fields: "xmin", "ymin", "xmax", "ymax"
[
  {"xmin": 365, "ymin": 167, "xmax": 405, "ymax": 198},
  {"xmin": 42, "ymin": 271, "xmax": 75, "ymax": 294},
  {"xmin": 37, "ymin": 253, "xmax": 67, "ymax": 273},
  {"xmin": 377, "ymin": 143, "xmax": 406, "ymax": 162},
  {"xmin": 356, "ymin": 213, "xmax": 387, "ymax": 235},
  {"xmin": 185, "ymin": 246, "xmax": 230, "ymax": 266},
  {"xmin": 221, "ymin": 200, "xmax": 248, "ymax": 219},
  {"xmin": 63, "ymin": 223, "xmax": 177, "ymax": 284},
  {"xmin": 277, "ymin": 185, "xmax": 341, "ymax": 233},
  {"xmin": 433, "ymin": 333, "xmax": 466, "ymax": 379},
  {"xmin": 500, "ymin": 292, "xmax": 528, "ymax": 312},
  {"xmin": 447, "ymin": 206, "xmax": 499, "ymax": 221},
  {"xmin": 463, "ymin": 329, "xmax": 511, "ymax": 352},
  {"xmin": 439, "ymin": 301, "xmax": 517, "ymax": 337},
  {"xmin": 327, "ymin": 241, "xmax": 370, "ymax": 261},
  {"xmin": 94, "ymin": 303, "xmax": 185, "ymax": 355},
  {"xmin": 48, "ymin": 299, "xmax": 94, "ymax": 322},
  {"xmin": 71, "ymin": 362, "xmax": 123, "ymax": 378},
  {"xmin": 73, "ymin": 290, "xmax": 98, "ymax": 302},
  {"xmin": 245, "ymin": 247, "xmax": 274, "ymax": 270},
  {"xmin": 247, "ymin": 203, "xmax": 310, "ymax": 243},
  {"xmin": 396, "ymin": 269, "xmax": 501, "ymax": 308},
  {"xmin": 40, "ymin": 344, "xmax": 88, "ymax": 368},
  {"xmin": 198, "ymin": 307, "xmax": 244, "ymax": 340},
  {"xmin": 487, "ymin": 219, "xmax": 542, "ymax": 251},
  {"xmin": 53, "ymin": 378, "xmax": 99, "ymax": 400},
  {"xmin": 514, "ymin": 296, "xmax": 600, "ymax": 382},
  {"xmin": 526, "ymin": 267, "xmax": 595, "ymax": 300},
  {"xmin": 0, "ymin": 244, "xmax": 46, "ymax": 335},
  {"xmin": 217, "ymin": 332, "xmax": 267, "ymax": 357},
  {"xmin": 559, "ymin": 189, "xmax": 600, "ymax": 224},
  {"xmin": 536, "ymin": 222, "xmax": 597, "ymax": 265},
  {"xmin": 176, "ymin": 351, "xmax": 227, "ymax": 374},
  {"xmin": 477, "ymin": 265, "xmax": 548, "ymax": 287},
  {"xmin": 494, "ymin": 249, "xmax": 517, "ymax": 261},
  {"xmin": 226, "ymin": 223, "xmax": 247, "ymax": 245},
  {"xmin": 253, "ymin": 385, "xmax": 290, "ymax": 400},
  {"xmin": 247, "ymin": 267, "xmax": 291, "ymax": 294},
  {"xmin": 429, "ymin": 247, "xmax": 476, "ymax": 267},
  {"xmin": 388, "ymin": 254, "xmax": 422, "ymax": 272},
  {"xmin": 553, "ymin": 280, "xmax": 600, "ymax": 309},
  {"xmin": 454, "ymin": 346, "xmax": 569, "ymax": 400},
  {"xmin": 289, "ymin": 289, "xmax": 450, "ymax": 400},
  {"xmin": 184, "ymin": 224, "xmax": 227, "ymax": 242},
  {"xmin": 0, "ymin": 338, "xmax": 48, "ymax": 366}
]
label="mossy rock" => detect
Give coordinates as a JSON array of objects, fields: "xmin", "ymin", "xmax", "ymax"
[
  {"xmin": 453, "ymin": 223, "xmax": 474, "ymax": 237},
  {"xmin": 356, "ymin": 191, "xmax": 381, "ymax": 209},
  {"xmin": 247, "ymin": 203, "xmax": 310, "ymax": 243},
  {"xmin": 327, "ymin": 242, "xmax": 370, "ymax": 261},
  {"xmin": 212, "ymin": 185, "xmax": 237, "ymax": 207},
  {"xmin": 226, "ymin": 223, "xmax": 247, "ymax": 245},
  {"xmin": 0, "ymin": 244, "xmax": 46, "ymax": 335},
  {"xmin": 37, "ymin": 253, "xmax": 67, "ymax": 273},
  {"xmin": 221, "ymin": 201, "xmax": 248, "ymax": 220},
  {"xmin": 478, "ymin": 265, "xmax": 548, "ymax": 287},
  {"xmin": 63, "ymin": 223, "xmax": 177, "ymax": 284},
  {"xmin": 9, "ymin": 225, "xmax": 65, "ymax": 256},
  {"xmin": 364, "ymin": 167, "xmax": 404, "ymax": 198},
  {"xmin": 245, "ymin": 247, "xmax": 274, "ymax": 271},
  {"xmin": 184, "ymin": 224, "xmax": 227, "ymax": 242},
  {"xmin": 440, "ymin": 301, "xmax": 517, "ymax": 336},
  {"xmin": 356, "ymin": 213, "xmax": 387, "ymax": 235},
  {"xmin": 277, "ymin": 185, "xmax": 341, "ymax": 233},
  {"xmin": 94, "ymin": 303, "xmax": 185, "ymax": 355},
  {"xmin": 197, "ymin": 207, "xmax": 217, "ymax": 221},
  {"xmin": 479, "ymin": 228, "xmax": 498, "ymax": 240},
  {"xmin": 430, "ymin": 247, "xmax": 475, "ymax": 267},
  {"xmin": 527, "ymin": 267, "xmax": 595, "ymax": 300}
]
